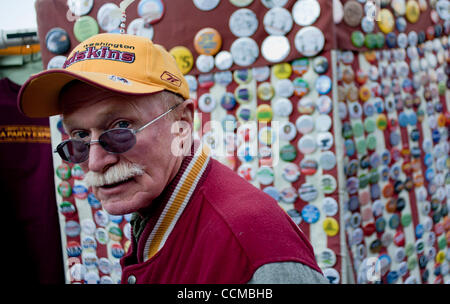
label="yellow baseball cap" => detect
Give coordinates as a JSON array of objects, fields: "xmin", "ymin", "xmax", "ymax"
[{"xmin": 18, "ymin": 33, "xmax": 190, "ymax": 118}]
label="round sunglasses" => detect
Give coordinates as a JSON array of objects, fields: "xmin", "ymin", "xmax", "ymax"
[{"xmin": 55, "ymin": 102, "xmax": 182, "ymax": 163}]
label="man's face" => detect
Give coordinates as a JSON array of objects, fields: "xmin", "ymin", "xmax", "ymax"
[{"xmin": 62, "ymin": 90, "xmax": 191, "ymax": 215}]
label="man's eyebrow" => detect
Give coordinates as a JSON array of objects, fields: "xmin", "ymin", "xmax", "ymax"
[{"xmin": 63, "ymin": 110, "xmax": 125, "ymax": 132}]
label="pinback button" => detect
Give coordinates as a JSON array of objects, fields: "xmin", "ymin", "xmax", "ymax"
[
  {"xmin": 280, "ymin": 186, "xmax": 298, "ymax": 204},
  {"xmin": 317, "ymin": 132, "xmax": 334, "ymax": 151},
  {"xmin": 316, "ymin": 75, "xmax": 332, "ymax": 95},
  {"xmin": 169, "ymin": 46, "xmax": 194, "ymax": 75},
  {"xmin": 313, "ymin": 56, "xmax": 329, "ymax": 74},
  {"xmin": 298, "ymin": 135, "xmax": 316, "ymax": 154},
  {"xmin": 352, "ymin": 122, "xmax": 364, "ymax": 138},
  {"xmin": 68, "ymin": 0, "xmax": 94, "ymax": 16},
  {"xmin": 280, "ymin": 144, "xmax": 297, "ymax": 162},
  {"xmin": 215, "ymin": 50, "xmax": 233, "ymax": 70},
  {"xmin": 198, "ymin": 93, "xmax": 216, "ymax": 113},
  {"xmin": 316, "ymin": 95, "xmax": 332, "ymax": 115},
  {"xmin": 230, "ymin": 0, "xmax": 254, "ymax": 7},
  {"xmin": 193, "ymin": 0, "xmax": 220, "ymax": 11},
  {"xmin": 263, "ymin": 186, "xmax": 281, "ymax": 201},
  {"xmin": 323, "ymin": 218, "xmax": 339, "ymax": 237},
  {"xmin": 298, "ymin": 96, "xmax": 315, "ymax": 114},
  {"xmin": 386, "ymin": 32, "xmax": 397, "ymax": 48},
  {"xmin": 230, "ymin": 37, "xmax": 259, "ymax": 66},
  {"xmin": 194, "ymin": 27, "xmax": 222, "ymax": 56},
  {"xmin": 301, "ymin": 203, "xmax": 320, "ymax": 221},
  {"xmin": 378, "ymin": 8, "xmax": 395, "ymax": 34},
  {"xmin": 279, "ymin": 121, "xmax": 297, "ymax": 141},
  {"xmin": 47, "ymin": 55, "xmax": 67, "ymax": 70},
  {"xmin": 274, "ymin": 79, "xmax": 294, "ymax": 98},
  {"xmin": 406, "ymin": 0, "xmax": 420, "ymax": 23},
  {"xmin": 45, "ymin": 28, "xmax": 70, "ymax": 55},
  {"xmin": 396, "ymin": 17, "xmax": 407, "ymax": 32},
  {"xmin": 257, "ymin": 82, "xmax": 274, "ymax": 101},
  {"xmin": 293, "ymin": 78, "xmax": 310, "ymax": 97},
  {"xmin": 361, "ymin": 16, "xmax": 375, "ymax": 33},
  {"xmin": 74, "ymin": 16, "xmax": 99, "ymax": 42},
  {"xmin": 229, "ymin": 8, "xmax": 259, "ymax": 37},
  {"xmin": 320, "ymin": 151, "xmax": 337, "ymax": 170},
  {"xmin": 292, "ymin": 0, "xmax": 321, "ymax": 26},
  {"xmin": 272, "ymin": 97, "xmax": 293, "ymax": 117},
  {"xmin": 263, "ymin": 7, "xmax": 293, "ymax": 36},
  {"xmin": 261, "ymin": 35, "xmax": 290, "ymax": 63},
  {"xmin": 296, "ymin": 115, "xmax": 314, "ymax": 134},
  {"xmin": 291, "ymin": 58, "xmax": 309, "ymax": 77},
  {"xmin": 256, "ymin": 104, "xmax": 273, "ymax": 122},
  {"xmin": 196, "ymin": 54, "xmax": 214, "ymax": 73},
  {"xmin": 235, "ymin": 85, "xmax": 252, "ymax": 103},
  {"xmin": 234, "ymin": 69, "xmax": 253, "ymax": 84},
  {"xmin": 323, "ymin": 197, "xmax": 338, "ymax": 217},
  {"xmin": 316, "ymin": 115, "xmax": 332, "ymax": 132},
  {"xmin": 220, "ymin": 92, "xmax": 237, "ymax": 111},
  {"xmin": 97, "ymin": 3, "xmax": 121, "ymax": 32},
  {"xmin": 343, "ymin": 0, "xmax": 363, "ymax": 27},
  {"xmin": 294, "ymin": 26, "xmax": 325, "ymax": 57},
  {"xmin": 256, "ymin": 166, "xmax": 274, "ymax": 185},
  {"xmin": 272, "ymin": 62, "xmax": 292, "ymax": 79},
  {"xmin": 364, "ymin": 33, "xmax": 378, "ymax": 49},
  {"xmin": 344, "ymin": 139, "xmax": 355, "ymax": 157},
  {"xmin": 137, "ymin": 0, "xmax": 164, "ymax": 24},
  {"xmin": 348, "ymin": 102, "xmax": 362, "ymax": 119}
]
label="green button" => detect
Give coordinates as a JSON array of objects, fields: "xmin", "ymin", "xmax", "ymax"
[
  {"xmin": 407, "ymin": 256, "xmax": 417, "ymax": 270},
  {"xmin": 405, "ymin": 243, "xmax": 415, "ymax": 256},
  {"xmin": 369, "ymin": 169, "xmax": 380, "ymax": 184},
  {"xmin": 352, "ymin": 122, "xmax": 364, "ymax": 138},
  {"xmin": 351, "ymin": 31, "xmax": 365, "ymax": 48},
  {"xmin": 401, "ymin": 213, "xmax": 412, "ymax": 227},
  {"xmin": 375, "ymin": 32, "xmax": 385, "ymax": 49},
  {"xmin": 364, "ymin": 33, "xmax": 377, "ymax": 49},
  {"xmin": 366, "ymin": 134, "xmax": 377, "ymax": 150},
  {"xmin": 438, "ymin": 236, "xmax": 446, "ymax": 250},
  {"xmin": 280, "ymin": 144, "xmax": 297, "ymax": 162},
  {"xmin": 356, "ymin": 139, "xmax": 367, "ymax": 155},
  {"xmin": 364, "ymin": 119, "xmax": 376, "ymax": 133},
  {"xmin": 74, "ymin": 16, "xmax": 99, "ymax": 42},
  {"xmin": 438, "ymin": 82, "xmax": 446, "ymax": 96},
  {"xmin": 359, "ymin": 174, "xmax": 369, "ymax": 188}
]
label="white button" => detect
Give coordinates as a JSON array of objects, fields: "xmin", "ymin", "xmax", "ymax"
[
  {"xmin": 261, "ymin": 35, "xmax": 290, "ymax": 63},
  {"xmin": 127, "ymin": 275, "xmax": 137, "ymax": 284},
  {"xmin": 263, "ymin": 7, "xmax": 293, "ymax": 36},
  {"xmin": 229, "ymin": 8, "xmax": 259, "ymax": 37},
  {"xmin": 215, "ymin": 50, "xmax": 233, "ymax": 70},
  {"xmin": 196, "ymin": 54, "xmax": 215, "ymax": 73},
  {"xmin": 294, "ymin": 26, "xmax": 325, "ymax": 57},
  {"xmin": 230, "ymin": 37, "xmax": 259, "ymax": 66},
  {"xmin": 292, "ymin": 0, "xmax": 321, "ymax": 26},
  {"xmin": 198, "ymin": 93, "xmax": 217, "ymax": 113}
]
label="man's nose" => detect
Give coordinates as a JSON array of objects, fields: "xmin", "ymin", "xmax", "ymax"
[{"xmin": 85, "ymin": 142, "xmax": 120, "ymax": 173}]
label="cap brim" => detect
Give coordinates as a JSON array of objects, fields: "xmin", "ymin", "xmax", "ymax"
[{"xmin": 18, "ymin": 69, "xmax": 166, "ymax": 118}]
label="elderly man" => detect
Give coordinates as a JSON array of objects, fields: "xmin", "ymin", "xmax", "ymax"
[{"xmin": 18, "ymin": 33, "xmax": 328, "ymax": 284}]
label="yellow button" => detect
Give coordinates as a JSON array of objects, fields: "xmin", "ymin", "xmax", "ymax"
[
  {"xmin": 359, "ymin": 85, "xmax": 371, "ymax": 102},
  {"xmin": 323, "ymin": 217, "xmax": 339, "ymax": 237},
  {"xmin": 435, "ymin": 250, "xmax": 445, "ymax": 264},
  {"xmin": 377, "ymin": 9, "xmax": 395, "ymax": 34},
  {"xmin": 169, "ymin": 46, "xmax": 194, "ymax": 75},
  {"xmin": 256, "ymin": 104, "xmax": 273, "ymax": 123},
  {"xmin": 257, "ymin": 82, "xmax": 274, "ymax": 101},
  {"xmin": 272, "ymin": 63, "xmax": 292, "ymax": 79},
  {"xmin": 406, "ymin": 0, "xmax": 420, "ymax": 23},
  {"xmin": 193, "ymin": 27, "xmax": 222, "ymax": 56}
]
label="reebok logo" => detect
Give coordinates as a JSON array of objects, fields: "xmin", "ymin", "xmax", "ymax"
[{"xmin": 161, "ymin": 71, "xmax": 182, "ymax": 87}]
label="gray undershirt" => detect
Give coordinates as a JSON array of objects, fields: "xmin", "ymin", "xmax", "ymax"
[{"xmin": 247, "ymin": 262, "xmax": 329, "ymax": 284}]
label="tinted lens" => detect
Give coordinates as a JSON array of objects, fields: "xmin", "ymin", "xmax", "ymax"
[
  {"xmin": 99, "ymin": 128, "xmax": 136, "ymax": 153},
  {"xmin": 56, "ymin": 139, "xmax": 89, "ymax": 163}
]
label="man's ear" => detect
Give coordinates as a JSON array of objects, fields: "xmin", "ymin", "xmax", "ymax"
[{"xmin": 178, "ymin": 98, "xmax": 195, "ymax": 127}]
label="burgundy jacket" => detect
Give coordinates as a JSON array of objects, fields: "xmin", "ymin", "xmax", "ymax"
[{"xmin": 121, "ymin": 149, "xmax": 321, "ymax": 284}]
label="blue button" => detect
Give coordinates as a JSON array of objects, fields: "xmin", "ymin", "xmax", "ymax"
[
  {"xmin": 345, "ymin": 139, "xmax": 355, "ymax": 157},
  {"xmin": 398, "ymin": 112, "xmax": 408, "ymax": 127},
  {"xmin": 415, "ymin": 224, "xmax": 425, "ymax": 239},
  {"xmin": 301, "ymin": 205, "xmax": 320, "ymax": 224},
  {"xmin": 425, "ymin": 168, "xmax": 434, "ymax": 182},
  {"xmin": 408, "ymin": 112, "xmax": 417, "ymax": 125},
  {"xmin": 424, "ymin": 153, "xmax": 433, "ymax": 167},
  {"xmin": 390, "ymin": 132, "xmax": 401, "ymax": 146},
  {"xmin": 263, "ymin": 186, "xmax": 281, "ymax": 201},
  {"xmin": 386, "ymin": 271, "xmax": 399, "ymax": 284},
  {"xmin": 431, "ymin": 129, "xmax": 441, "ymax": 143},
  {"xmin": 375, "ymin": 217, "xmax": 386, "ymax": 233}
]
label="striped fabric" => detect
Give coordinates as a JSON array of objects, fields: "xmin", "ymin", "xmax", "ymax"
[{"xmin": 142, "ymin": 146, "xmax": 210, "ymax": 262}]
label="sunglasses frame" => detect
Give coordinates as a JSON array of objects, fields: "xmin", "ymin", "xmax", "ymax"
[{"xmin": 54, "ymin": 101, "xmax": 183, "ymax": 163}]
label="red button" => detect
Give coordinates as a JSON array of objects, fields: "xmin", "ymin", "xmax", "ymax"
[
  {"xmin": 363, "ymin": 223, "xmax": 376, "ymax": 236},
  {"xmin": 394, "ymin": 230, "xmax": 405, "ymax": 247}
]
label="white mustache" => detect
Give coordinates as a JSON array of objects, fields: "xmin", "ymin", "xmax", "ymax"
[{"xmin": 84, "ymin": 162, "xmax": 145, "ymax": 187}]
